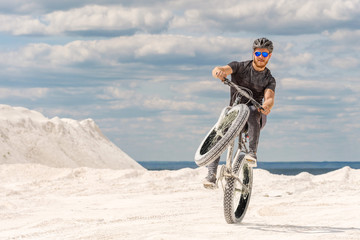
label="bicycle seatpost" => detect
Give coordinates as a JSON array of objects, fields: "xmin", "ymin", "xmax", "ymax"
[{"xmin": 223, "ymin": 78, "xmax": 264, "ymax": 111}]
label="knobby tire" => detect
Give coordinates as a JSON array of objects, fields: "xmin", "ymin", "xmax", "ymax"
[
  {"xmin": 223, "ymin": 154, "xmax": 253, "ymax": 224},
  {"xmin": 194, "ymin": 104, "xmax": 249, "ymax": 167}
]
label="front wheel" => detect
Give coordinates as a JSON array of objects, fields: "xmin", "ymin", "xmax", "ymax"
[
  {"xmin": 194, "ymin": 104, "xmax": 249, "ymax": 167},
  {"xmin": 223, "ymin": 153, "xmax": 253, "ymax": 224}
]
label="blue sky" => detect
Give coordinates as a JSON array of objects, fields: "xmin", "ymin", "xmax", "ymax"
[{"xmin": 0, "ymin": 0, "xmax": 359, "ymax": 162}]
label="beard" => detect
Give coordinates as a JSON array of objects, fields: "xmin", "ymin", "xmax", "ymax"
[{"xmin": 253, "ymin": 57, "xmax": 269, "ymax": 69}]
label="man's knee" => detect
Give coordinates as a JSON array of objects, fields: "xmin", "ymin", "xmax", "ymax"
[{"xmin": 248, "ymin": 106, "xmax": 261, "ymax": 125}]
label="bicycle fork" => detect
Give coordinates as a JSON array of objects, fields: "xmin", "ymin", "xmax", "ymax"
[{"xmin": 217, "ymin": 134, "xmax": 251, "ymax": 196}]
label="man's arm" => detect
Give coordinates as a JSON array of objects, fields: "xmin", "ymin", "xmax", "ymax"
[
  {"xmin": 212, "ymin": 65, "xmax": 233, "ymax": 81},
  {"xmin": 261, "ymin": 88, "xmax": 275, "ymax": 115}
]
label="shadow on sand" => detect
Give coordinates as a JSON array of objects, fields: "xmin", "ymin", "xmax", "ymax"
[{"xmin": 243, "ymin": 223, "xmax": 360, "ymax": 234}]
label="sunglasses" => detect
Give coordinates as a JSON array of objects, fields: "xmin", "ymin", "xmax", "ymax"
[{"xmin": 254, "ymin": 51, "xmax": 269, "ymax": 57}]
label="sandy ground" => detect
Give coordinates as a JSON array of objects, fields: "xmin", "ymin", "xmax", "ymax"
[{"xmin": 1, "ymin": 164, "xmax": 360, "ymax": 240}]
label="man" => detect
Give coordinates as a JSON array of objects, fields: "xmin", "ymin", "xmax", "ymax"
[{"xmin": 203, "ymin": 37, "xmax": 276, "ymax": 188}]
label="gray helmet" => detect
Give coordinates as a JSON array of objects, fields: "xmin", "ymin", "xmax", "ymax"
[{"xmin": 252, "ymin": 38, "xmax": 273, "ymax": 53}]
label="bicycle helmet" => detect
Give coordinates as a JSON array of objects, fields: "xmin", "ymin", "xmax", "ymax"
[{"xmin": 252, "ymin": 37, "xmax": 273, "ymax": 53}]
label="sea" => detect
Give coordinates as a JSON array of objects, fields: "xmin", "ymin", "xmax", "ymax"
[{"xmin": 138, "ymin": 161, "xmax": 360, "ymax": 175}]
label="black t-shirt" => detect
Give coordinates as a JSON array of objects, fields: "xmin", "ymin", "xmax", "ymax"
[{"xmin": 228, "ymin": 60, "xmax": 276, "ymax": 105}]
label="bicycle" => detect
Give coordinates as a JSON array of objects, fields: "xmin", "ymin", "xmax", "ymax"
[{"xmin": 194, "ymin": 78, "xmax": 264, "ymax": 224}]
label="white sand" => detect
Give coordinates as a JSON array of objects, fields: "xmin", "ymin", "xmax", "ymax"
[
  {"xmin": 1, "ymin": 165, "xmax": 360, "ymax": 240},
  {"xmin": 1, "ymin": 105, "xmax": 360, "ymax": 239}
]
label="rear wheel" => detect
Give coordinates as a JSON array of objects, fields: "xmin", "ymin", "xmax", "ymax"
[
  {"xmin": 194, "ymin": 104, "xmax": 249, "ymax": 167},
  {"xmin": 223, "ymin": 154, "xmax": 253, "ymax": 224}
]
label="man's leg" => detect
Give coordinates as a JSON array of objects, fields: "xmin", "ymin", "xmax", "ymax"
[
  {"xmin": 203, "ymin": 156, "xmax": 220, "ymax": 188},
  {"xmin": 245, "ymin": 105, "xmax": 262, "ymax": 166}
]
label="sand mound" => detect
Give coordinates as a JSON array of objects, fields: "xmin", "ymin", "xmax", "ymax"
[{"xmin": 0, "ymin": 104, "xmax": 143, "ymax": 170}]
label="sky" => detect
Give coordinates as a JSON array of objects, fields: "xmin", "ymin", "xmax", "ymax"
[{"xmin": 0, "ymin": 0, "xmax": 359, "ymax": 163}]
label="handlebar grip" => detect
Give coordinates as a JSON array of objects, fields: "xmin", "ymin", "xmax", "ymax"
[{"xmin": 223, "ymin": 78, "xmax": 231, "ymax": 85}]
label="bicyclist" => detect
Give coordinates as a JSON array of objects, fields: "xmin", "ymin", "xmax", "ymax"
[{"xmin": 203, "ymin": 37, "xmax": 276, "ymax": 188}]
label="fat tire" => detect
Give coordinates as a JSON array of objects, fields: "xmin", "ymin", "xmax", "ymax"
[
  {"xmin": 223, "ymin": 154, "xmax": 253, "ymax": 224},
  {"xmin": 194, "ymin": 104, "xmax": 249, "ymax": 167}
]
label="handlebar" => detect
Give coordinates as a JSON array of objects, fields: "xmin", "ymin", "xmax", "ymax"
[{"xmin": 223, "ymin": 78, "xmax": 264, "ymax": 111}]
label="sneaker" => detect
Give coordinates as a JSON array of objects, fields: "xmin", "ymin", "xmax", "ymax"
[
  {"xmin": 202, "ymin": 173, "xmax": 217, "ymax": 189},
  {"xmin": 245, "ymin": 152, "xmax": 257, "ymax": 167}
]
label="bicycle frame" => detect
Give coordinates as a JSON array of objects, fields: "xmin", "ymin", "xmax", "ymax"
[
  {"xmin": 217, "ymin": 129, "xmax": 251, "ymax": 195},
  {"xmin": 194, "ymin": 78, "xmax": 261, "ymax": 223},
  {"xmin": 216, "ymin": 78, "xmax": 262, "ymax": 193}
]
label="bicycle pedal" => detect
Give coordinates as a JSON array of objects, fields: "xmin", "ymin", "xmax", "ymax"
[
  {"xmin": 245, "ymin": 154, "xmax": 257, "ymax": 167},
  {"xmin": 246, "ymin": 159, "xmax": 257, "ymax": 167}
]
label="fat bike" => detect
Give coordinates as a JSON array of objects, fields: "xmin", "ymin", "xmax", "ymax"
[{"xmin": 194, "ymin": 78, "xmax": 264, "ymax": 224}]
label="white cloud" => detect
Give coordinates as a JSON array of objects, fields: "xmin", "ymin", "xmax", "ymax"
[
  {"xmin": 170, "ymin": 80, "xmax": 225, "ymax": 95},
  {"xmin": 143, "ymin": 96, "xmax": 207, "ymax": 112},
  {"xmin": 331, "ymin": 56, "xmax": 359, "ymax": 69},
  {"xmin": 45, "ymin": 5, "xmax": 172, "ymax": 34},
  {"xmin": 132, "ymin": 35, "xmax": 249, "ymax": 59},
  {"xmin": 287, "ymin": 95, "xmax": 337, "ymax": 101},
  {"xmin": 1, "ymin": 0, "xmax": 359, "ymax": 37},
  {"xmin": 323, "ymin": 29, "xmax": 360, "ymax": 54},
  {"xmin": 0, "ymin": 88, "xmax": 48, "ymax": 100},
  {"xmin": 342, "ymin": 96, "xmax": 357, "ymax": 103},
  {"xmin": 0, "ymin": 34, "xmax": 250, "ymax": 68},
  {"xmin": 97, "ymin": 86, "xmax": 136, "ymax": 100},
  {"xmin": 280, "ymin": 78, "xmax": 337, "ymax": 90},
  {"xmin": 93, "ymin": 83, "xmax": 211, "ymax": 113},
  {"xmin": 278, "ymin": 52, "xmax": 313, "ymax": 67},
  {"xmin": 278, "ymin": 76, "xmax": 358, "ymax": 94},
  {"xmin": 0, "ymin": 15, "xmax": 46, "ymax": 35},
  {"xmin": 0, "ymin": 5, "xmax": 173, "ymax": 36},
  {"xmin": 325, "ymin": 29, "xmax": 360, "ymax": 42},
  {"xmin": 323, "ymin": 0, "xmax": 360, "ymax": 20},
  {"xmin": 169, "ymin": 0, "xmax": 360, "ymax": 34}
]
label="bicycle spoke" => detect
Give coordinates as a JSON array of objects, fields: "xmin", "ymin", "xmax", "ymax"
[
  {"xmin": 200, "ymin": 110, "xmax": 239, "ymax": 155},
  {"xmin": 216, "ymin": 111, "xmax": 238, "ymax": 135}
]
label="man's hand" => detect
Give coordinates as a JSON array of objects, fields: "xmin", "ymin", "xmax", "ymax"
[
  {"xmin": 260, "ymin": 105, "xmax": 271, "ymax": 115},
  {"xmin": 215, "ymin": 70, "xmax": 227, "ymax": 81},
  {"xmin": 212, "ymin": 65, "xmax": 233, "ymax": 81}
]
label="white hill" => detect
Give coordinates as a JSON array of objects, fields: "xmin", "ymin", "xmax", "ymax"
[{"xmin": 0, "ymin": 104, "xmax": 143, "ymax": 170}]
